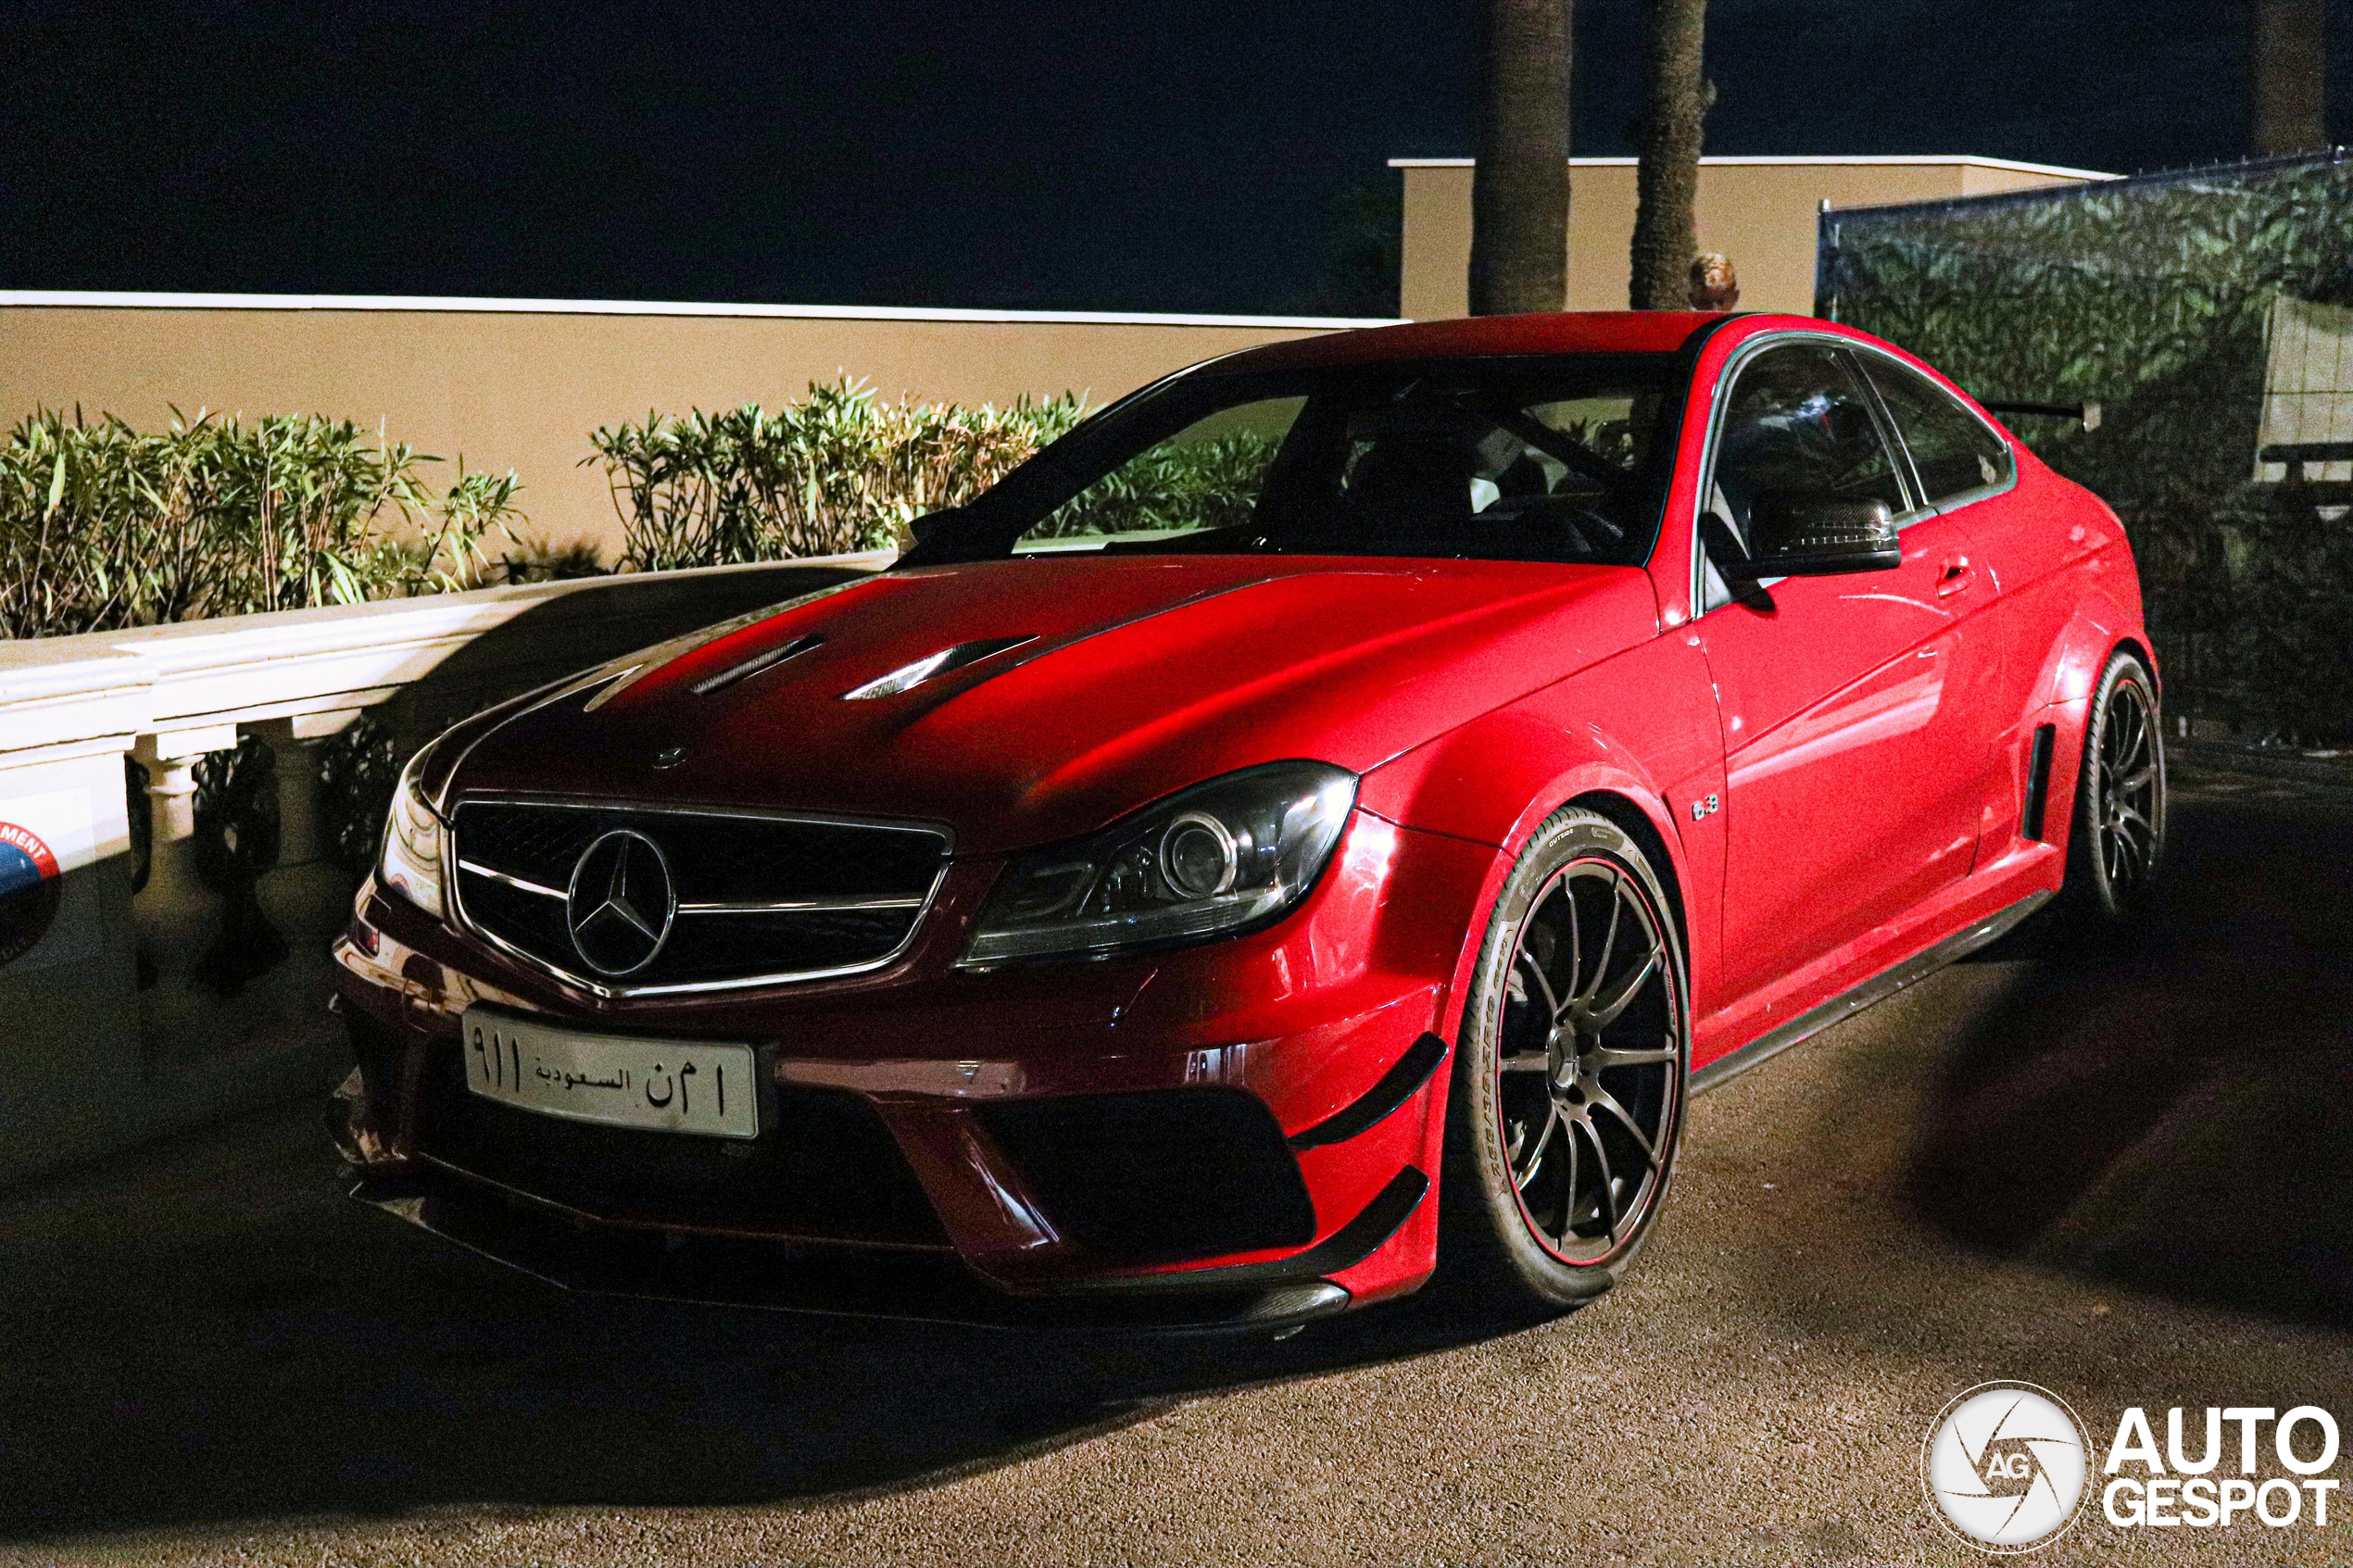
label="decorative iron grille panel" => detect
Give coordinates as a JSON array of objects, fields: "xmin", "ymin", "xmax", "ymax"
[{"xmin": 1817, "ymin": 149, "xmax": 2353, "ymax": 740}]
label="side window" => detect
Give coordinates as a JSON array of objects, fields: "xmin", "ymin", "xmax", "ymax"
[
  {"xmin": 1016, "ymin": 397, "xmax": 1304, "ymax": 551},
  {"xmin": 1865, "ymin": 359, "xmax": 2013, "ymax": 504},
  {"xmin": 1697, "ymin": 344, "xmax": 1907, "ymax": 609}
]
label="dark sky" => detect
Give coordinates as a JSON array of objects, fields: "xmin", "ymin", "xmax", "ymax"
[{"xmin": 3, "ymin": 1, "xmax": 2347, "ymax": 315}]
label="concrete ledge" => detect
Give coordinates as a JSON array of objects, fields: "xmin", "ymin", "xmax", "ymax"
[
  {"xmin": 0, "ymin": 550, "xmax": 893, "ymax": 1188},
  {"xmin": 2175, "ymin": 740, "xmax": 2353, "ymax": 791}
]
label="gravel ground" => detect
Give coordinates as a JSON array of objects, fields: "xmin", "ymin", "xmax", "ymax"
[{"xmin": 5, "ymin": 765, "xmax": 2349, "ymax": 1567}]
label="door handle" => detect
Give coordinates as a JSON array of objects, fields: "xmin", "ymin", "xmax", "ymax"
[{"xmin": 1936, "ymin": 555, "xmax": 1976, "ymax": 598}]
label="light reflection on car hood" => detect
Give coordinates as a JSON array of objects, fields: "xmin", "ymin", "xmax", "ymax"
[{"xmin": 445, "ymin": 553, "xmax": 1661, "ymax": 856}]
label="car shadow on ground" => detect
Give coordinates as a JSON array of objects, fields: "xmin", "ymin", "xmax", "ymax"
[
  {"xmin": 0, "ymin": 1100, "xmax": 1539, "ymax": 1541},
  {"xmin": 1911, "ymin": 770, "xmax": 2353, "ymax": 1328}
]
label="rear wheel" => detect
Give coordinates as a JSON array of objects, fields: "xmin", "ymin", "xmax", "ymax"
[
  {"xmin": 2066, "ymin": 649, "xmax": 2166, "ymax": 922},
  {"xmin": 1442, "ymin": 808, "xmax": 1689, "ymax": 1311}
]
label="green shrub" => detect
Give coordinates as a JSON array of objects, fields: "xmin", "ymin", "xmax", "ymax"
[
  {"xmin": 0, "ymin": 408, "xmax": 522, "ymax": 640},
  {"xmin": 589, "ymin": 377, "xmax": 1088, "ymax": 570},
  {"xmin": 1028, "ymin": 432, "xmax": 1281, "ymax": 539}
]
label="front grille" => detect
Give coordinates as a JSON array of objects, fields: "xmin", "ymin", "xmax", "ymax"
[
  {"xmin": 450, "ymin": 800, "xmax": 947, "ymax": 990},
  {"xmin": 980, "ymin": 1090, "xmax": 1317, "ymax": 1264},
  {"xmin": 413, "ymin": 1045, "xmax": 948, "ymax": 1246}
]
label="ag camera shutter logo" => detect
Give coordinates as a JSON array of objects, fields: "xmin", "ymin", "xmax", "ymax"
[{"xmin": 1922, "ymin": 1382, "xmax": 2091, "ymax": 1552}]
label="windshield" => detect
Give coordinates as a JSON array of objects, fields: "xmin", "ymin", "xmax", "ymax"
[{"xmin": 908, "ymin": 355, "xmax": 1682, "ymax": 566}]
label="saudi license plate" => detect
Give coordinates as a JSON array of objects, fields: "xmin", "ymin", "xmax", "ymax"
[{"xmin": 459, "ymin": 1005, "xmax": 760, "ymax": 1139}]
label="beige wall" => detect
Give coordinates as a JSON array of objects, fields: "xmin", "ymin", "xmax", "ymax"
[
  {"xmin": 0, "ymin": 304, "xmax": 1354, "ymax": 563},
  {"xmin": 1398, "ymin": 157, "xmax": 2114, "ymax": 321}
]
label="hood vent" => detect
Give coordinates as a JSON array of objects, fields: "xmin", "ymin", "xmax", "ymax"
[
  {"xmin": 841, "ymin": 635, "xmax": 1037, "ymax": 700},
  {"xmin": 691, "ymin": 632, "xmax": 825, "ymax": 696}
]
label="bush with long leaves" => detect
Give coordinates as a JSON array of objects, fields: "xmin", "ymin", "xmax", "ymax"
[
  {"xmin": 0, "ymin": 408, "xmax": 522, "ymax": 640},
  {"xmin": 1029, "ymin": 432, "xmax": 1280, "ymax": 539},
  {"xmin": 591, "ymin": 378, "xmax": 1088, "ymax": 570}
]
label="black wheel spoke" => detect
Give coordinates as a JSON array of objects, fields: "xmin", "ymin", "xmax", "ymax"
[
  {"xmin": 1564, "ymin": 882, "xmax": 1581, "ymax": 1003},
  {"xmin": 2114, "ymin": 827, "xmax": 2145, "ymax": 882},
  {"xmin": 1558, "ymin": 1121, "xmax": 1581, "ymax": 1243},
  {"xmin": 1515, "ymin": 947, "xmax": 1562, "ymax": 1022},
  {"xmin": 1511, "ymin": 1106, "xmax": 1558, "ymax": 1192},
  {"xmin": 1588, "ymin": 945, "xmax": 1660, "ymax": 1028},
  {"xmin": 1589, "ymin": 1042, "xmax": 1678, "ymax": 1071},
  {"xmin": 1588, "ymin": 1086, "xmax": 1656, "ymax": 1169},
  {"xmin": 1500, "ymin": 1051, "xmax": 1551, "ymax": 1073},
  {"xmin": 1581, "ymin": 1117, "xmax": 1620, "ymax": 1239},
  {"xmin": 1581, "ymin": 874, "xmax": 1625, "ymax": 1004}
]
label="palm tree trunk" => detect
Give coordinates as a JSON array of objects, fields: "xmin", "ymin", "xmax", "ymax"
[
  {"xmin": 1629, "ymin": 0, "xmax": 1708, "ymax": 309},
  {"xmin": 1470, "ymin": 0, "xmax": 1571, "ymax": 316},
  {"xmin": 2251, "ymin": 0, "xmax": 2326, "ymax": 156}
]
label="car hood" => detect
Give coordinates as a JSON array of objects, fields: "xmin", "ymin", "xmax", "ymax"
[{"xmin": 440, "ymin": 553, "xmax": 1659, "ymax": 855}]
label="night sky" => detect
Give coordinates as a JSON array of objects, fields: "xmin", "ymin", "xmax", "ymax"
[{"xmin": 3, "ymin": 0, "xmax": 2347, "ymax": 315}]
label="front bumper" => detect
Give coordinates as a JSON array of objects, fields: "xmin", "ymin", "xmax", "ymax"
[{"xmin": 331, "ymin": 811, "xmax": 1496, "ymax": 1325}]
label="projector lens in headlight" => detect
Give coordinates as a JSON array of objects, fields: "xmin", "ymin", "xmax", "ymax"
[{"xmin": 961, "ymin": 761, "xmax": 1357, "ymax": 966}]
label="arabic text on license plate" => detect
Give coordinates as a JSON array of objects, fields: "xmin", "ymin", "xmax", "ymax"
[{"xmin": 460, "ymin": 1005, "xmax": 759, "ymax": 1139}]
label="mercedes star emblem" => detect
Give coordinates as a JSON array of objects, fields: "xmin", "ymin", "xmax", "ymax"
[{"xmin": 565, "ymin": 829, "xmax": 677, "ymax": 976}]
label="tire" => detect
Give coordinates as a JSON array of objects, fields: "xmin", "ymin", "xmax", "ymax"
[
  {"xmin": 2063, "ymin": 648, "xmax": 2167, "ymax": 922},
  {"xmin": 1441, "ymin": 806, "xmax": 1690, "ymax": 1311}
]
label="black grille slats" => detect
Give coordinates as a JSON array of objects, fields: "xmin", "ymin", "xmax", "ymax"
[
  {"xmin": 980, "ymin": 1090, "xmax": 1318, "ymax": 1263},
  {"xmin": 451, "ymin": 801, "xmax": 946, "ymax": 990}
]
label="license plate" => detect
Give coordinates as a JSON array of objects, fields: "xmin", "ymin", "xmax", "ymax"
[{"xmin": 459, "ymin": 1005, "xmax": 760, "ymax": 1139}]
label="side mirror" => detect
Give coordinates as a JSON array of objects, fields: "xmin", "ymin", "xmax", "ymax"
[
  {"xmin": 1723, "ymin": 495, "xmax": 1900, "ymax": 580},
  {"xmin": 908, "ymin": 506, "xmax": 968, "ymax": 544}
]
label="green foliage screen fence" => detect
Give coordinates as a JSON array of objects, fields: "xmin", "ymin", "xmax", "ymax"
[{"xmin": 1818, "ymin": 150, "xmax": 2353, "ymax": 743}]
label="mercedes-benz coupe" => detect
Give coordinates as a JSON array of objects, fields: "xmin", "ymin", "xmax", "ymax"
[{"xmin": 331, "ymin": 311, "xmax": 2165, "ymax": 1332}]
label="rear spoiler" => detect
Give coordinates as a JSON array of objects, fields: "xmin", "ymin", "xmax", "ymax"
[{"xmin": 1982, "ymin": 400, "xmax": 2101, "ymax": 433}]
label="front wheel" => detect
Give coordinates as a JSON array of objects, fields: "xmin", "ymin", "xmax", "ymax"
[
  {"xmin": 1441, "ymin": 807, "xmax": 1690, "ymax": 1311},
  {"xmin": 2065, "ymin": 648, "xmax": 2167, "ymax": 922}
]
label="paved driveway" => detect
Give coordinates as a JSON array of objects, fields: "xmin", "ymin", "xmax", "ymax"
[{"xmin": 6, "ymin": 766, "xmax": 2350, "ymax": 1566}]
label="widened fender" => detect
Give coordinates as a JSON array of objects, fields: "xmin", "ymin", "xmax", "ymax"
[
  {"xmin": 1359, "ymin": 667, "xmax": 1724, "ymax": 1046},
  {"xmin": 2031, "ymin": 573, "xmax": 2151, "ymax": 716}
]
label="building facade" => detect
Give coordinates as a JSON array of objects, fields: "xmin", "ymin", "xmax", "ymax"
[{"xmin": 1393, "ymin": 155, "xmax": 2117, "ymax": 320}]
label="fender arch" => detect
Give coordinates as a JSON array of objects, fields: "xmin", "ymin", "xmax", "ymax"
[
  {"xmin": 1362, "ymin": 707, "xmax": 1705, "ymax": 1050},
  {"xmin": 2032, "ymin": 583, "xmax": 2145, "ymax": 714}
]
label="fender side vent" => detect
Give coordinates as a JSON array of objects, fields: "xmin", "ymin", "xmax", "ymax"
[{"xmin": 2022, "ymin": 722, "xmax": 2057, "ymax": 841}]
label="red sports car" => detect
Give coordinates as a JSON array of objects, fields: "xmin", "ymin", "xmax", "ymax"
[{"xmin": 332, "ymin": 311, "xmax": 2165, "ymax": 1331}]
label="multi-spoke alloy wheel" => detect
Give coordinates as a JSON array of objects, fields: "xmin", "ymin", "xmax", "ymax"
[
  {"xmin": 2070, "ymin": 649, "xmax": 2167, "ymax": 921},
  {"xmin": 1445, "ymin": 807, "xmax": 1688, "ymax": 1309}
]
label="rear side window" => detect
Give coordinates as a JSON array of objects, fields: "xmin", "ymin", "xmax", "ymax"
[{"xmin": 1865, "ymin": 359, "xmax": 2014, "ymax": 504}]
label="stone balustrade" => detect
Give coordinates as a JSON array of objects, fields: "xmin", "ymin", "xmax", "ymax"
[{"xmin": 0, "ymin": 551, "xmax": 887, "ymax": 1186}]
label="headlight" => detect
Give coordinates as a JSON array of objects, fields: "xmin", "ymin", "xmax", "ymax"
[
  {"xmin": 377, "ymin": 743, "xmax": 447, "ymax": 921},
  {"xmin": 961, "ymin": 761, "xmax": 1357, "ymax": 966}
]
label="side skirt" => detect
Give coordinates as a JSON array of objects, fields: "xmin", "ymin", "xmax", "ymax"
[{"xmin": 1690, "ymin": 889, "xmax": 2052, "ymax": 1096}]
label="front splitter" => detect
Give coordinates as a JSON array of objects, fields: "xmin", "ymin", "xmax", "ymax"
[{"xmin": 350, "ymin": 1171, "xmax": 1353, "ymax": 1336}]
